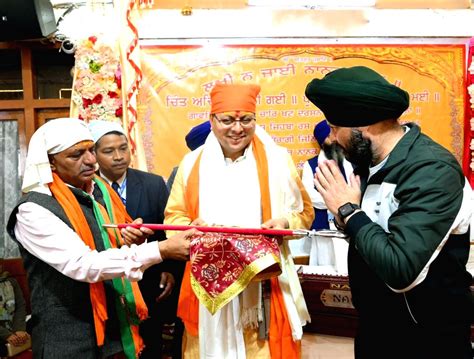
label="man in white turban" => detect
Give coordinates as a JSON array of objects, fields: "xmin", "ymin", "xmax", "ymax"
[{"xmin": 7, "ymin": 118, "xmax": 195, "ymax": 359}]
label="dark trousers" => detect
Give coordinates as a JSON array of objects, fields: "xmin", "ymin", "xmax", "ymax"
[
  {"xmin": 139, "ymin": 315, "xmax": 163, "ymax": 359},
  {"xmin": 171, "ymin": 318, "xmax": 185, "ymax": 359},
  {"xmin": 0, "ymin": 340, "xmax": 7, "ymax": 357},
  {"xmin": 105, "ymin": 353, "xmax": 126, "ymax": 359},
  {"xmin": 355, "ymin": 319, "xmax": 472, "ymax": 359}
]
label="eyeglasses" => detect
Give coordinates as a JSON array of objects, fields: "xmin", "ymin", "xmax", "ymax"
[{"xmin": 213, "ymin": 114, "xmax": 256, "ymax": 128}]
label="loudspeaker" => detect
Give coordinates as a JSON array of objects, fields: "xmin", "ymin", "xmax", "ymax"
[{"xmin": 0, "ymin": 0, "xmax": 57, "ymax": 41}]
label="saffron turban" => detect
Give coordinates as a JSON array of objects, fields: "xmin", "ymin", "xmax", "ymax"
[
  {"xmin": 314, "ymin": 119, "xmax": 330, "ymax": 146},
  {"xmin": 305, "ymin": 66, "xmax": 410, "ymax": 127},
  {"xmin": 185, "ymin": 121, "xmax": 211, "ymax": 151},
  {"xmin": 22, "ymin": 118, "xmax": 93, "ymax": 193},
  {"xmin": 210, "ymin": 83, "xmax": 261, "ymax": 114},
  {"xmin": 88, "ymin": 120, "xmax": 126, "ymax": 144}
]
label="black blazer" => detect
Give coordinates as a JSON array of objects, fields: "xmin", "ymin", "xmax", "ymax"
[
  {"xmin": 125, "ymin": 168, "xmax": 184, "ymax": 313},
  {"xmin": 125, "ymin": 167, "xmax": 168, "ymax": 242}
]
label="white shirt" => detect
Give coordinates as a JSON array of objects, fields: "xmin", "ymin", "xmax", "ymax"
[
  {"xmin": 301, "ymin": 160, "xmax": 327, "ymax": 210},
  {"xmin": 13, "ymin": 201, "xmax": 162, "ymax": 283},
  {"xmin": 99, "ymin": 171, "xmax": 127, "ymax": 203},
  {"xmin": 200, "ymin": 146, "xmax": 261, "ymax": 228},
  {"xmin": 301, "ymin": 151, "xmax": 354, "ymax": 210}
]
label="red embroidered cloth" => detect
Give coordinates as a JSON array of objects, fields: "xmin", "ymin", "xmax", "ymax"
[{"xmin": 189, "ymin": 232, "xmax": 281, "ymax": 314}]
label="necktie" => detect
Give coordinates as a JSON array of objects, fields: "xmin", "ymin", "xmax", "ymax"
[
  {"xmin": 111, "ymin": 182, "xmax": 126, "ymax": 205},
  {"xmin": 111, "ymin": 182, "xmax": 120, "ymax": 194}
]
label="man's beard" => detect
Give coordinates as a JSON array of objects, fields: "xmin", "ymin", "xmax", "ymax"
[
  {"xmin": 344, "ymin": 129, "xmax": 373, "ymax": 170},
  {"xmin": 322, "ymin": 141, "xmax": 345, "ymax": 167}
]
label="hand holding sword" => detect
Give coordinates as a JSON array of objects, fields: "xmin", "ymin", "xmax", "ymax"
[
  {"xmin": 110, "ymin": 219, "xmax": 199, "ymax": 261},
  {"xmin": 103, "ymin": 223, "xmax": 343, "ymax": 238},
  {"xmin": 119, "ymin": 217, "xmax": 154, "ymax": 246}
]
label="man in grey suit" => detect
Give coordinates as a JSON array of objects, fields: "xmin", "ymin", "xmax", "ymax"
[{"xmin": 89, "ymin": 120, "xmax": 183, "ymax": 359}]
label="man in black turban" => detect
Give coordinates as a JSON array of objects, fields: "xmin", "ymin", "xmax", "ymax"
[
  {"xmin": 305, "ymin": 66, "xmax": 410, "ymax": 170},
  {"xmin": 305, "ymin": 65, "xmax": 409, "ymax": 127},
  {"xmin": 305, "ymin": 66, "xmax": 473, "ymax": 359}
]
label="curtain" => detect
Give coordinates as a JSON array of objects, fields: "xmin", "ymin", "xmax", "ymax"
[{"xmin": 0, "ymin": 121, "xmax": 21, "ymax": 258}]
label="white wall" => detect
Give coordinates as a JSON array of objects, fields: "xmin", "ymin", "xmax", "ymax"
[
  {"xmin": 54, "ymin": 5, "xmax": 474, "ymax": 44},
  {"xmin": 137, "ymin": 8, "xmax": 474, "ymax": 40}
]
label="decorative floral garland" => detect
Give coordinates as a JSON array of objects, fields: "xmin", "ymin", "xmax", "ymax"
[
  {"xmin": 122, "ymin": 0, "xmax": 154, "ymax": 154},
  {"xmin": 72, "ymin": 36, "xmax": 123, "ymax": 122}
]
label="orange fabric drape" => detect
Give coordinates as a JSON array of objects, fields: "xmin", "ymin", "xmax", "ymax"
[
  {"xmin": 178, "ymin": 138, "xmax": 300, "ymax": 358},
  {"xmin": 464, "ymin": 38, "xmax": 474, "ymax": 187},
  {"xmin": 269, "ymin": 277, "xmax": 301, "ymax": 358},
  {"xmin": 253, "ymin": 135, "xmax": 300, "ymax": 358},
  {"xmin": 48, "ymin": 173, "xmax": 147, "ymax": 355},
  {"xmin": 49, "ymin": 173, "xmax": 109, "ymax": 345},
  {"xmin": 177, "ymin": 151, "xmax": 202, "ymax": 336}
]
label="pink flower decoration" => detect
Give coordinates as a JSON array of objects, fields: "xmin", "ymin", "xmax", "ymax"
[{"xmin": 72, "ymin": 37, "xmax": 123, "ymax": 122}]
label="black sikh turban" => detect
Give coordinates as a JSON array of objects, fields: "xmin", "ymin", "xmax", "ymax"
[{"xmin": 305, "ymin": 66, "xmax": 410, "ymax": 127}]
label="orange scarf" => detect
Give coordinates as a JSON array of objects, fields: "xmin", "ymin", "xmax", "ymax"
[
  {"xmin": 48, "ymin": 173, "xmax": 147, "ymax": 356},
  {"xmin": 177, "ymin": 136, "xmax": 300, "ymax": 358}
]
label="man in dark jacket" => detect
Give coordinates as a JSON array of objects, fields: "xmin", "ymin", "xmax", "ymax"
[
  {"xmin": 89, "ymin": 120, "xmax": 183, "ymax": 359},
  {"xmin": 306, "ymin": 66, "xmax": 473, "ymax": 359}
]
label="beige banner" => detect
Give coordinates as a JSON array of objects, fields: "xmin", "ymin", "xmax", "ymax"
[{"xmin": 137, "ymin": 44, "xmax": 465, "ymax": 179}]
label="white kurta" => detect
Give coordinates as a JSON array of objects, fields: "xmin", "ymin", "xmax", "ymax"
[
  {"xmin": 298, "ymin": 152, "xmax": 353, "ymax": 270},
  {"xmin": 167, "ymin": 126, "xmax": 312, "ymax": 358},
  {"xmin": 13, "ymin": 201, "xmax": 162, "ymax": 283}
]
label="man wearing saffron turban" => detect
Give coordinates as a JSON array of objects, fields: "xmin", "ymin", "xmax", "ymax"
[
  {"xmin": 306, "ymin": 66, "xmax": 473, "ymax": 359},
  {"xmin": 7, "ymin": 118, "xmax": 196, "ymax": 359},
  {"xmin": 164, "ymin": 83, "xmax": 314, "ymax": 358}
]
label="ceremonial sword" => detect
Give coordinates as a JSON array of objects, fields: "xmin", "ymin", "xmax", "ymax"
[{"xmin": 102, "ymin": 223, "xmax": 347, "ymax": 238}]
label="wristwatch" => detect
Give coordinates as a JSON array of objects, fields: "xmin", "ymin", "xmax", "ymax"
[{"xmin": 337, "ymin": 202, "xmax": 360, "ymax": 220}]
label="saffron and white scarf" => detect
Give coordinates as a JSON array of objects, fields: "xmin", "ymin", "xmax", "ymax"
[{"xmin": 181, "ymin": 126, "xmax": 310, "ymax": 357}]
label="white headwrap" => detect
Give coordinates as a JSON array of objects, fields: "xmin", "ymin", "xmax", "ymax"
[
  {"xmin": 22, "ymin": 118, "xmax": 93, "ymax": 193},
  {"xmin": 88, "ymin": 120, "xmax": 126, "ymax": 144}
]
